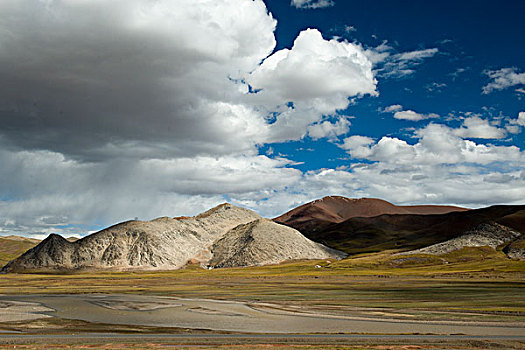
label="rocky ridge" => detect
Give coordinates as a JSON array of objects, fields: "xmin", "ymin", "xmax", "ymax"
[
  {"xmin": 399, "ymin": 222, "xmax": 522, "ymax": 256},
  {"xmin": 504, "ymin": 238, "xmax": 525, "ymax": 260},
  {"xmin": 2, "ymin": 204, "xmax": 345, "ymax": 272}
]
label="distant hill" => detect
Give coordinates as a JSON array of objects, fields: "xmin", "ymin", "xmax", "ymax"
[
  {"xmin": 399, "ymin": 222, "xmax": 521, "ymax": 256},
  {"xmin": 497, "ymin": 209, "xmax": 525, "ymax": 233},
  {"xmin": 275, "ymin": 197, "xmax": 524, "ymax": 255},
  {"xmin": 5, "ymin": 198, "xmax": 524, "ymax": 272},
  {"xmin": 3, "ymin": 204, "xmax": 344, "ymax": 273},
  {"xmin": 274, "ymin": 196, "xmax": 468, "ymax": 234},
  {"xmin": 0, "ymin": 236, "xmax": 40, "ymax": 266}
]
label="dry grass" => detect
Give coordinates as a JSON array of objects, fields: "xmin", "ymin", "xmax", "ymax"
[
  {"xmin": 0, "ymin": 343, "xmax": 522, "ymax": 350},
  {"xmin": 0, "ymin": 237, "xmax": 38, "ymax": 266},
  {"xmin": 1, "ymin": 249, "xmax": 524, "ymax": 322}
]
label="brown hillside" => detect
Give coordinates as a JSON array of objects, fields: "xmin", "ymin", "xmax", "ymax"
[
  {"xmin": 274, "ymin": 196, "xmax": 468, "ymax": 233},
  {"xmin": 0, "ymin": 236, "xmax": 41, "ymax": 266},
  {"xmin": 280, "ymin": 204, "xmax": 524, "ymax": 255}
]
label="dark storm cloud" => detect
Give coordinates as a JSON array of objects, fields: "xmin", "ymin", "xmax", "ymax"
[
  {"xmin": 0, "ymin": 0, "xmax": 381, "ymax": 237},
  {"xmin": 1, "ymin": 0, "xmax": 523, "ymax": 239},
  {"xmin": 0, "ymin": 0, "xmax": 277, "ymax": 160}
]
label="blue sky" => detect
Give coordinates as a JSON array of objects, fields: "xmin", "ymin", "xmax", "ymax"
[
  {"xmin": 0, "ymin": 0, "xmax": 524, "ymax": 238},
  {"xmin": 263, "ymin": 0, "xmax": 525, "ymax": 170}
]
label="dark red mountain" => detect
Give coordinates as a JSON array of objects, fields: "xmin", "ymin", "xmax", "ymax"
[
  {"xmin": 274, "ymin": 196, "xmax": 468, "ymax": 235},
  {"xmin": 274, "ymin": 196, "xmax": 524, "ymax": 254}
]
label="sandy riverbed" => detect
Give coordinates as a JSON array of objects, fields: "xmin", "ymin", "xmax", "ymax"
[
  {"xmin": 0, "ymin": 294, "xmax": 524, "ymax": 336},
  {"xmin": 0, "ymin": 300, "xmax": 54, "ymax": 322}
]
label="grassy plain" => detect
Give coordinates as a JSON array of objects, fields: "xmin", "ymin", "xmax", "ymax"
[
  {"xmin": 0, "ymin": 247, "xmax": 524, "ymax": 349},
  {"xmin": 1, "ymin": 247, "xmax": 524, "ymax": 323}
]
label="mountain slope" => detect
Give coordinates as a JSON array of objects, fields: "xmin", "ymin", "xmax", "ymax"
[
  {"xmin": 504, "ymin": 238, "xmax": 525, "ymax": 260},
  {"xmin": 0, "ymin": 236, "xmax": 40, "ymax": 266},
  {"xmin": 3, "ymin": 204, "xmax": 345, "ymax": 272},
  {"xmin": 3, "ymin": 204, "xmax": 261, "ymax": 272},
  {"xmin": 399, "ymin": 222, "xmax": 521, "ymax": 256},
  {"xmin": 274, "ymin": 196, "xmax": 468, "ymax": 234},
  {"xmin": 277, "ymin": 202, "xmax": 525, "ymax": 255},
  {"xmin": 208, "ymin": 219, "xmax": 346, "ymax": 268}
]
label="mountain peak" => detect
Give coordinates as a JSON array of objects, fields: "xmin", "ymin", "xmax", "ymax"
[
  {"xmin": 44, "ymin": 233, "xmax": 69, "ymax": 241},
  {"xmin": 3, "ymin": 202, "xmax": 340, "ymax": 272},
  {"xmin": 208, "ymin": 218, "xmax": 346, "ymax": 268},
  {"xmin": 196, "ymin": 202, "xmax": 232, "ymax": 217}
]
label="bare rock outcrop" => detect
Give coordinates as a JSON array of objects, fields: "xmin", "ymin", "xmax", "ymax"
[
  {"xmin": 208, "ymin": 219, "xmax": 346, "ymax": 268},
  {"xmin": 504, "ymin": 238, "xmax": 525, "ymax": 260},
  {"xmin": 3, "ymin": 204, "xmax": 261, "ymax": 272},
  {"xmin": 399, "ymin": 222, "xmax": 521, "ymax": 256},
  {"xmin": 2, "ymin": 204, "xmax": 345, "ymax": 272}
]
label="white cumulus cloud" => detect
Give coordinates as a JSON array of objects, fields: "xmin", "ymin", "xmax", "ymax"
[
  {"xmin": 510, "ymin": 111, "xmax": 525, "ymax": 127},
  {"xmin": 247, "ymin": 28, "xmax": 376, "ymax": 142},
  {"xmin": 333, "ymin": 124, "xmax": 525, "ymax": 207},
  {"xmin": 382, "ymin": 105, "xmax": 439, "ymax": 121},
  {"xmin": 0, "ymin": 0, "xmax": 380, "ymax": 237},
  {"xmin": 342, "ymin": 123, "xmax": 521, "ymax": 166},
  {"xmin": 454, "ymin": 116, "xmax": 507, "ymax": 139},
  {"xmin": 382, "ymin": 104, "xmax": 403, "ymax": 113},
  {"xmin": 507, "ymin": 111, "xmax": 525, "ymax": 134},
  {"xmin": 340, "ymin": 135, "xmax": 375, "ymax": 158},
  {"xmin": 308, "ymin": 117, "xmax": 351, "ymax": 140},
  {"xmin": 394, "ymin": 110, "xmax": 439, "ymax": 121}
]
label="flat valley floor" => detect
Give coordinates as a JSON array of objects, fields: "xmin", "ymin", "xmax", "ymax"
[{"xmin": 0, "ymin": 256, "xmax": 524, "ymax": 349}]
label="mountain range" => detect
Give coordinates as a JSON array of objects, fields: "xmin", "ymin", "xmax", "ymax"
[
  {"xmin": 274, "ymin": 196, "xmax": 468, "ymax": 235},
  {"xmin": 275, "ymin": 196, "xmax": 525, "ymax": 255},
  {"xmin": 2, "ymin": 196, "xmax": 524, "ymax": 272},
  {"xmin": 2, "ymin": 203, "xmax": 343, "ymax": 272}
]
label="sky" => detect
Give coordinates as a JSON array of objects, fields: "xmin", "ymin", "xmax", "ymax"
[{"xmin": 0, "ymin": 0, "xmax": 524, "ymax": 239}]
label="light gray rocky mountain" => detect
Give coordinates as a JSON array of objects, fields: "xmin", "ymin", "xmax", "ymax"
[
  {"xmin": 208, "ymin": 219, "xmax": 346, "ymax": 268},
  {"xmin": 2, "ymin": 204, "xmax": 346, "ymax": 272},
  {"xmin": 398, "ymin": 222, "xmax": 522, "ymax": 256},
  {"xmin": 504, "ymin": 238, "xmax": 525, "ymax": 260}
]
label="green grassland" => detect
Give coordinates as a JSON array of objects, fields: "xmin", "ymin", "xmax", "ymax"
[{"xmin": 1, "ymin": 246, "xmax": 524, "ymax": 323}]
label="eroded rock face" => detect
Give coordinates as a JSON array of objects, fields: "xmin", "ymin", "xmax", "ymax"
[
  {"xmin": 2, "ymin": 204, "xmax": 346, "ymax": 272},
  {"xmin": 504, "ymin": 238, "xmax": 525, "ymax": 260},
  {"xmin": 399, "ymin": 222, "xmax": 522, "ymax": 256},
  {"xmin": 209, "ymin": 219, "xmax": 346, "ymax": 268},
  {"xmin": 3, "ymin": 204, "xmax": 260, "ymax": 272}
]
